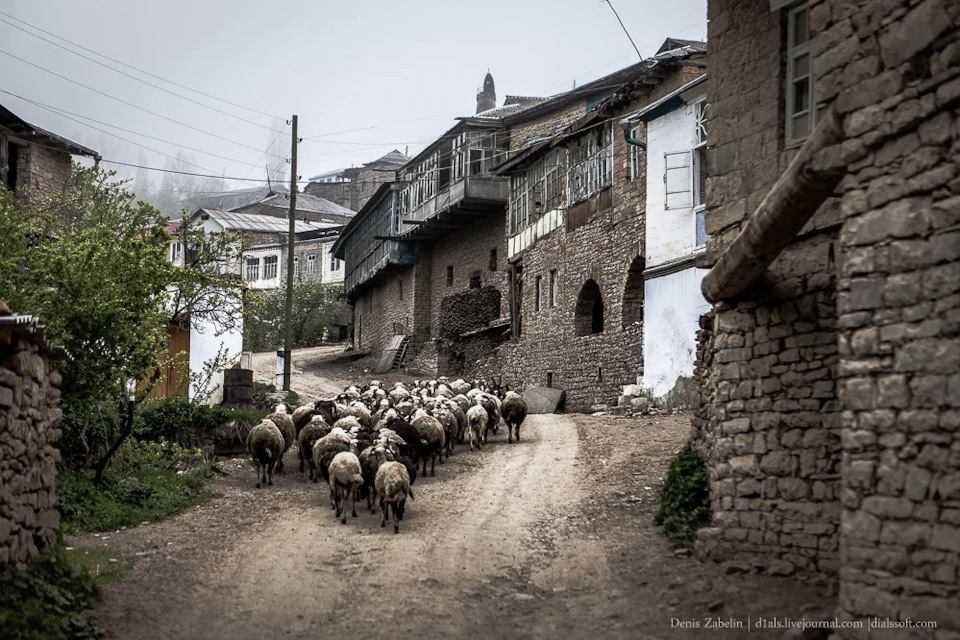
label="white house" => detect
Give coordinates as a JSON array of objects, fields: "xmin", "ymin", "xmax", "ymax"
[{"xmin": 624, "ymin": 74, "xmax": 710, "ymax": 399}]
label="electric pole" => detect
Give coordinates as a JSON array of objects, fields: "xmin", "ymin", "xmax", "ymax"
[{"xmin": 283, "ymin": 115, "xmax": 298, "ymax": 391}]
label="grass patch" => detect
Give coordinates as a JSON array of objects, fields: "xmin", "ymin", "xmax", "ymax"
[
  {"xmin": 0, "ymin": 545, "xmax": 103, "ymax": 640},
  {"xmin": 654, "ymin": 440, "xmax": 712, "ymax": 548},
  {"xmin": 62, "ymin": 547, "xmax": 132, "ymax": 585},
  {"xmin": 58, "ymin": 439, "xmax": 223, "ymax": 535}
]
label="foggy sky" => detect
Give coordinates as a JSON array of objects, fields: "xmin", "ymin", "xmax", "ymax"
[{"xmin": 2, "ymin": 0, "xmax": 706, "ymax": 197}]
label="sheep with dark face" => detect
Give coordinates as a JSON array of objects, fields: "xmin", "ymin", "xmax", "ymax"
[
  {"xmin": 247, "ymin": 420, "xmax": 284, "ymax": 488},
  {"xmin": 501, "ymin": 391, "xmax": 528, "ymax": 444},
  {"xmin": 359, "ymin": 444, "xmax": 393, "ymax": 513},
  {"xmin": 477, "ymin": 393, "xmax": 502, "ymax": 442},
  {"xmin": 328, "ymin": 450, "xmax": 363, "ymax": 524},
  {"xmin": 375, "ymin": 460, "xmax": 414, "ymax": 534},
  {"xmin": 298, "ymin": 416, "xmax": 330, "ymax": 480}
]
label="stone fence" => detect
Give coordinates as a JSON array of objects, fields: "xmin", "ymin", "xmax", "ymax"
[{"xmin": 0, "ymin": 301, "xmax": 63, "ymax": 570}]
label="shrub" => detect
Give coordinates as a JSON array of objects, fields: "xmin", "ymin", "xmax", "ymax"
[
  {"xmin": 58, "ymin": 438, "xmax": 222, "ymax": 535},
  {"xmin": 133, "ymin": 396, "xmax": 265, "ymax": 447},
  {"xmin": 0, "ymin": 546, "xmax": 103, "ymax": 640},
  {"xmin": 654, "ymin": 441, "xmax": 712, "ymax": 548}
]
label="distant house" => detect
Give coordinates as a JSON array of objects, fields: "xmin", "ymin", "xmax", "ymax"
[
  {"xmin": 1, "ymin": 101, "xmax": 100, "ymax": 199},
  {"xmin": 305, "ymin": 149, "xmax": 410, "ymax": 213},
  {"xmin": 199, "ymin": 185, "xmax": 355, "ymax": 225}
]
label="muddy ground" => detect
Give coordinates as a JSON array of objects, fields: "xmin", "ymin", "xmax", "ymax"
[{"xmin": 73, "ymin": 348, "xmax": 836, "ymax": 639}]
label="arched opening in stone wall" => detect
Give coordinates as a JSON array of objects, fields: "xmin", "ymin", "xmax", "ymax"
[
  {"xmin": 622, "ymin": 255, "xmax": 645, "ymax": 329},
  {"xmin": 574, "ymin": 279, "xmax": 604, "ymax": 336}
]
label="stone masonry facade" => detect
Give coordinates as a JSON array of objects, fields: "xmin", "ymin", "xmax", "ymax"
[
  {"xmin": 694, "ymin": 0, "xmax": 959, "ymax": 634},
  {"xmin": 0, "ymin": 303, "xmax": 63, "ymax": 570}
]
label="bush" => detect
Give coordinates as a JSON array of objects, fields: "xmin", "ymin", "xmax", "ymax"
[
  {"xmin": 654, "ymin": 441, "xmax": 712, "ymax": 548},
  {"xmin": 133, "ymin": 396, "xmax": 266, "ymax": 447},
  {"xmin": 0, "ymin": 546, "xmax": 103, "ymax": 640},
  {"xmin": 58, "ymin": 438, "xmax": 222, "ymax": 535}
]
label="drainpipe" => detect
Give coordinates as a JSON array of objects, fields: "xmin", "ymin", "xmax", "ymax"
[{"xmin": 620, "ymin": 119, "xmax": 646, "ymax": 151}]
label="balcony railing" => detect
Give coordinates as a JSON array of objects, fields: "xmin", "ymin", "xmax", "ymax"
[{"xmin": 567, "ymin": 143, "xmax": 613, "ymax": 204}]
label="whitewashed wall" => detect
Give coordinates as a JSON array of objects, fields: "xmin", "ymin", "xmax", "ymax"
[
  {"xmin": 245, "ymin": 247, "xmax": 282, "ymax": 290},
  {"xmin": 189, "ymin": 308, "xmax": 243, "ymax": 405},
  {"xmin": 319, "ymin": 239, "xmax": 345, "ymax": 284},
  {"xmin": 641, "ymin": 267, "xmax": 710, "ymax": 397},
  {"xmin": 645, "ymin": 104, "xmax": 699, "ymax": 267}
]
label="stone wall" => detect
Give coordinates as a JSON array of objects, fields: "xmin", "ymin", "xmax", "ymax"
[
  {"xmin": 352, "ymin": 266, "xmax": 417, "ymax": 355},
  {"xmin": 0, "ymin": 303, "xmax": 63, "ymax": 570},
  {"xmin": 15, "ymin": 143, "xmax": 72, "ymax": 206},
  {"xmin": 695, "ymin": 0, "xmax": 959, "ymax": 633}
]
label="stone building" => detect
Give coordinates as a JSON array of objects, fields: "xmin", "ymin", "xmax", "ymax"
[
  {"xmin": 305, "ymin": 149, "xmax": 411, "ymax": 213},
  {"xmin": 693, "ymin": 0, "xmax": 959, "ymax": 633},
  {"xmin": 1, "ymin": 101, "xmax": 99, "ymax": 201},
  {"xmin": 0, "ymin": 302, "xmax": 65, "ymax": 570},
  {"xmin": 199, "ymin": 185, "xmax": 355, "ymax": 225}
]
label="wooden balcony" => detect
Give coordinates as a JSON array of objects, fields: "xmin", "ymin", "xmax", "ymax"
[{"xmin": 399, "ymin": 176, "xmax": 508, "ymax": 240}]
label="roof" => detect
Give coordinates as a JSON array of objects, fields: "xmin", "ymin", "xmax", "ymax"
[
  {"xmin": 366, "ymin": 149, "xmax": 410, "ymax": 168},
  {"xmin": 307, "ymin": 167, "xmax": 348, "ymax": 182},
  {"xmin": 0, "ymin": 300, "xmax": 68, "ymax": 359},
  {"xmin": 622, "ymin": 74, "xmax": 708, "ymax": 124},
  {"xmin": 191, "ymin": 209, "xmax": 342, "ymax": 235},
  {"xmin": 256, "ymin": 192, "xmax": 356, "ymax": 218},
  {"xmin": 0, "ymin": 102, "xmax": 99, "ymax": 158}
]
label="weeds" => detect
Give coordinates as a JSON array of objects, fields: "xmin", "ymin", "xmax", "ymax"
[{"xmin": 654, "ymin": 441, "xmax": 712, "ymax": 548}]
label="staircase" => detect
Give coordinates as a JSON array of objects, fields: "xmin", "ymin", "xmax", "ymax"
[
  {"xmin": 391, "ymin": 335, "xmax": 411, "ymax": 370},
  {"xmin": 374, "ymin": 334, "xmax": 411, "ymax": 373}
]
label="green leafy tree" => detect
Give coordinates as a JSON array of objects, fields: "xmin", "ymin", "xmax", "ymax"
[
  {"xmin": 0, "ymin": 164, "xmax": 244, "ymax": 485},
  {"xmin": 243, "ymin": 275, "xmax": 348, "ymax": 352}
]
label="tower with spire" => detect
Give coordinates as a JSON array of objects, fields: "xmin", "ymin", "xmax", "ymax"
[{"xmin": 476, "ymin": 70, "xmax": 496, "ymax": 114}]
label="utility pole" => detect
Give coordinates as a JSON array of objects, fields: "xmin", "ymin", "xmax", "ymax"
[{"xmin": 283, "ymin": 115, "xmax": 298, "ymax": 391}]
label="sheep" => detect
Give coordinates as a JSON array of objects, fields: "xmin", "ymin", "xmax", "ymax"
[
  {"xmin": 450, "ymin": 379, "xmax": 472, "ymax": 397},
  {"xmin": 313, "ymin": 430, "xmax": 353, "ymax": 504},
  {"xmin": 396, "ymin": 454, "xmax": 418, "ymax": 487},
  {"xmin": 442, "ymin": 398, "xmax": 467, "ymax": 443},
  {"xmin": 291, "ymin": 402, "xmax": 320, "ymax": 436},
  {"xmin": 375, "ymin": 461, "xmax": 414, "ymax": 534},
  {"xmin": 359, "ymin": 445, "xmax": 393, "ymax": 513},
  {"xmin": 298, "ymin": 416, "xmax": 330, "ymax": 480},
  {"xmin": 465, "ymin": 404, "xmax": 488, "ymax": 452},
  {"xmin": 340, "ymin": 402, "xmax": 373, "ymax": 428},
  {"xmin": 246, "ymin": 420, "xmax": 284, "ymax": 488},
  {"xmin": 332, "ymin": 415, "xmax": 363, "ymax": 432},
  {"xmin": 431, "ymin": 404, "xmax": 458, "ymax": 459},
  {"xmin": 501, "ymin": 391, "xmax": 528, "ymax": 444},
  {"xmin": 314, "ymin": 399, "xmax": 339, "ymax": 426},
  {"xmin": 328, "ymin": 451, "xmax": 363, "ymax": 524},
  {"xmin": 265, "ymin": 410, "xmax": 295, "ymax": 472},
  {"xmin": 411, "ymin": 410, "xmax": 445, "ymax": 477},
  {"xmin": 478, "ymin": 392, "xmax": 502, "ymax": 440}
]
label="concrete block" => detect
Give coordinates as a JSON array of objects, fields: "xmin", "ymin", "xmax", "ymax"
[{"xmin": 523, "ymin": 386, "xmax": 565, "ymax": 414}]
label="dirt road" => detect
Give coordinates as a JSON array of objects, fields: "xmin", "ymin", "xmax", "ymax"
[{"xmin": 80, "ymin": 406, "xmax": 835, "ymax": 639}]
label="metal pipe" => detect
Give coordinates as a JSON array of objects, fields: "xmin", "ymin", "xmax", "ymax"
[{"xmin": 620, "ymin": 120, "xmax": 646, "ymax": 151}]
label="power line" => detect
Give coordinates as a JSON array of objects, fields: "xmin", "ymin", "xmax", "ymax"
[
  {"xmin": 0, "ymin": 17, "xmax": 285, "ymax": 134},
  {"xmin": 241, "ymin": 122, "xmax": 290, "ymax": 182},
  {"xmin": 0, "ymin": 9, "xmax": 282, "ymax": 121},
  {"xmin": 0, "ymin": 89, "xmax": 274, "ymax": 171},
  {"xmin": 99, "ymin": 159, "xmax": 292, "ymax": 183},
  {"xmin": 603, "ymin": 0, "xmax": 643, "ymax": 61},
  {"xmin": 0, "ymin": 47, "xmax": 285, "ymax": 158}
]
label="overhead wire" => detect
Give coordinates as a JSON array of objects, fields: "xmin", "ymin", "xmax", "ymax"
[
  {"xmin": 0, "ymin": 47, "xmax": 286, "ymax": 158},
  {"xmin": 0, "ymin": 16, "xmax": 286, "ymax": 134},
  {"xmin": 0, "ymin": 9, "xmax": 282, "ymax": 121}
]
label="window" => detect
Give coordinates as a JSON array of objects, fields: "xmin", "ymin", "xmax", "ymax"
[
  {"xmin": 469, "ymin": 271, "xmax": 481, "ymax": 289},
  {"xmin": 306, "ymin": 254, "xmax": 317, "ymax": 275},
  {"xmin": 245, "ymin": 257, "xmax": 260, "ymax": 281},
  {"xmin": 509, "ymin": 150, "xmax": 565, "ymax": 235},
  {"xmin": 398, "ymin": 277, "xmax": 404, "ymax": 300},
  {"xmin": 169, "ymin": 241, "xmax": 182, "ymax": 264},
  {"xmin": 693, "ymin": 99, "xmax": 709, "ymax": 248},
  {"xmin": 665, "ymin": 151, "xmax": 692, "ymax": 209},
  {"xmin": 629, "ymin": 125, "xmax": 643, "ymax": 180},
  {"xmin": 786, "ymin": 3, "xmax": 815, "ymax": 145},
  {"xmin": 622, "ymin": 256, "xmax": 645, "ymax": 329},
  {"xmin": 535, "ymin": 275, "xmax": 543, "ymax": 312},
  {"xmin": 446, "ymin": 265, "xmax": 454, "ymax": 286},
  {"xmin": 294, "ymin": 256, "xmax": 299, "ymax": 275},
  {"xmin": 263, "ymin": 255, "xmax": 278, "ymax": 280},
  {"xmin": 549, "ymin": 269, "xmax": 557, "ymax": 307},
  {"xmin": 489, "ymin": 248, "xmax": 498, "ymax": 271},
  {"xmin": 330, "ymin": 253, "xmax": 341, "ymax": 272},
  {"xmin": 567, "ymin": 124, "xmax": 613, "ymax": 204}
]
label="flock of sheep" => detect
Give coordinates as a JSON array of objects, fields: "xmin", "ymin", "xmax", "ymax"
[{"xmin": 244, "ymin": 378, "xmax": 529, "ymax": 533}]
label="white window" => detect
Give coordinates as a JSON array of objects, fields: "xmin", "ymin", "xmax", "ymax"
[
  {"xmin": 567, "ymin": 124, "xmax": 613, "ymax": 204},
  {"xmin": 245, "ymin": 257, "xmax": 260, "ymax": 281},
  {"xmin": 693, "ymin": 99, "xmax": 709, "ymax": 248},
  {"xmin": 786, "ymin": 3, "xmax": 815, "ymax": 146},
  {"xmin": 664, "ymin": 151, "xmax": 692, "ymax": 209},
  {"xmin": 549, "ymin": 269, "xmax": 557, "ymax": 308},
  {"xmin": 629, "ymin": 125, "xmax": 643, "ymax": 181},
  {"xmin": 306, "ymin": 254, "xmax": 317, "ymax": 275},
  {"xmin": 330, "ymin": 253, "xmax": 341, "ymax": 272},
  {"xmin": 263, "ymin": 255, "xmax": 278, "ymax": 280},
  {"xmin": 294, "ymin": 256, "xmax": 299, "ymax": 275},
  {"xmin": 509, "ymin": 150, "xmax": 565, "ymax": 236},
  {"xmin": 170, "ymin": 241, "xmax": 182, "ymax": 264}
]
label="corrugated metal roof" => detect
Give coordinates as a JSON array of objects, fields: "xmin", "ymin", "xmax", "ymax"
[
  {"xmin": 258, "ymin": 193, "xmax": 356, "ymax": 217},
  {"xmin": 194, "ymin": 209, "xmax": 340, "ymax": 234},
  {"xmin": 199, "ymin": 186, "xmax": 287, "ymax": 212}
]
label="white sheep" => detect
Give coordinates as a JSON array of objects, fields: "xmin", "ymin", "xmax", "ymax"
[
  {"xmin": 465, "ymin": 404, "xmax": 487, "ymax": 452},
  {"xmin": 328, "ymin": 450, "xmax": 363, "ymax": 524}
]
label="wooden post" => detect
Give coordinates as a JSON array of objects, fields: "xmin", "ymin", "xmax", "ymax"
[{"xmin": 283, "ymin": 115, "xmax": 298, "ymax": 391}]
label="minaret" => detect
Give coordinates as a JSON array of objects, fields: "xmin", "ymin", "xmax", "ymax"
[{"xmin": 476, "ymin": 69, "xmax": 496, "ymax": 114}]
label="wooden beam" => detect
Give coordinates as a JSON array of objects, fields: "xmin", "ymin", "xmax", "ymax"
[{"xmin": 701, "ymin": 105, "xmax": 845, "ymax": 303}]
